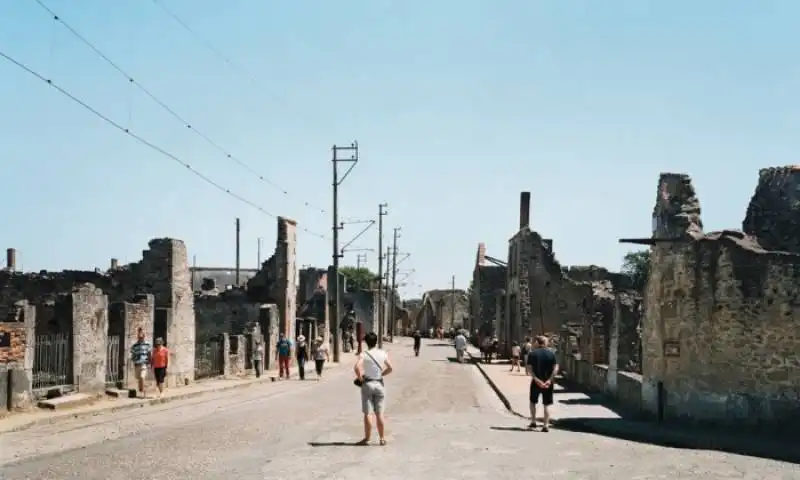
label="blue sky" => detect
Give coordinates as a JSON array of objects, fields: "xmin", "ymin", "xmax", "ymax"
[{"xmin": 1, "ymin": 1, "xmax": 798, "ymax": 299}]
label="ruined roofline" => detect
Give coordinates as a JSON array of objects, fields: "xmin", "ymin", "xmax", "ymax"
[
  {"xmin": 278, "ymin": 216, "xmax": 297, "ymax": 226},
  {"xmin": 698, "ymin": 229, "xmax": 800, "ymax": 259}
]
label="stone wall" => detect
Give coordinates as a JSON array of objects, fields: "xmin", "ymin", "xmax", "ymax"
[
  {"xmin": 195, "ymin": 292, "xmax": 261, "ymax": 343},
  {"xmin": 0, "ymin": 300, "xmax": 35, "ymax": 410},
  {"xmin": 109, "ymin": 294, "xmax": 154, "ymax": 389},
  {"xmin": 435, "ymin": 292, "xmax": 469, "ymax": 331},
  {"xmin": 70, "ymin": 284, "xmax": 108, "ymax": 394},
  {"xmin": 471, "ymin": 242, "xmax": 507, "ymax": 337},
  {"xmin": 643, "ymin": 170, "xmax": 800, "ymax": 432},
  {"xmin": 742, "ymin": 166, "xmax": 800, "ymax": 253}
]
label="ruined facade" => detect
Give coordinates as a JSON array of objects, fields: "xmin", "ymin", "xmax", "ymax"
[
  {"xmin": 642, "ymin": 169, "xmax": 800, "ymax": 430},
  {"xmin": 416, "ymin": 289, "xmax": 468, "ymax": 333},
  {"xmin": 470, "ymin": 243, "xmax": 507, "ymax": 337}
]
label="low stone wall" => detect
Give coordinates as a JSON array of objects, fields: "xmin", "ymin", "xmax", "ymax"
[{"xmin": 561, "ymin": 354, "xmax": 644, "ymax": 416}]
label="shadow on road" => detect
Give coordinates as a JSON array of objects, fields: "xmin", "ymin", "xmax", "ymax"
[
  {"xmin": 425, "ymin": 343, "xmax": 454, "ymax": 347},
  {"xmin": 308, "ymin": 441, "xmax": 368, "ymax": 447},
  {"xmin": 490, "ymin": 426, "xmax": 532, "ymax": 432},
  {"xmin": 557, "ymin": 396, "xmax": 607, "ymax": 406},
  {"xmin": 554, "ymin": 417, "xmax": 800, "ymax": 464}
]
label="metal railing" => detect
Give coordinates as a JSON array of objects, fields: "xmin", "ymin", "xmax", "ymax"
[
  {"xmin": 106, "ymin": 335, "xmax": 122, "ymax": 387},
  {"xmin": 32, "ymin": 332, "xmax": 72, "ymax": 390},
  {"xmin": 194, "ymin": 339, "xmax": 224, "ymax": 380}
]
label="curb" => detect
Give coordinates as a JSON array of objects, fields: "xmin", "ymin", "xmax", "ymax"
[
  {"xmin": 466, "ymin": 349, "xmax": 527, "ymax": 419},
  {"xmin": 2, "ymin": 362, "xmax": 341, "ymax": 434}
]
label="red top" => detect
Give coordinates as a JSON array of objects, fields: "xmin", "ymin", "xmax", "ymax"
[{"xmin": 152, "ymin": 346, "xmax": 169, "ymax": 368}]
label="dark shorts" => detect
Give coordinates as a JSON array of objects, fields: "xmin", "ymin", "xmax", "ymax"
[
  {"xmin": 530, "ymin": 382, "xmax": 554, "ymax": 406},
  {"xmin": 154, "ymin": 367, "xmax": 167, "ymax": 384}
]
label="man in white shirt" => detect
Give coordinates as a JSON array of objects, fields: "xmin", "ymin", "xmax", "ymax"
[
  {"xmin": 354, "ymin": 331, "xmax": 393, "ymax": 446},
  {"xmin": 454, "ymin": 331, "xmax": 468, "ymax": 363}
]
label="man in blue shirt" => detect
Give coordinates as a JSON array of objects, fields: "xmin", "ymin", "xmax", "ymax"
[
  {"xmin": 526, "ymin": 336, "xmax": 559, "ymax": 432},
  {"xmin": 276, "ymin": 333, "xmax": 293, "ymax": 379},
  {"xmin": 130, "ymin": 327, "xmax": 152, "ymax": 398}
]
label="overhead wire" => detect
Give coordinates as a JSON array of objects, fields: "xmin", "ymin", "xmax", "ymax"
[
  {"xmin": 0, "ymin": 48, "xmax": 328, "ymax": 240},
  {"xmin": 32, "ymin": 0, "xmax": 327, "ymax": 216}
]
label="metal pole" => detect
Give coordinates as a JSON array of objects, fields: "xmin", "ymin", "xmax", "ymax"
[
  {"xmin": 377, "ymin": 203, "xmax": 387, "ymax": 348},
  {"xmin": 385, "ymin": 246, "xmax": 391, "ymax": 341},
  {"xmin": 331, "ymin": 142, "xmax": 359, "ymax": 362},
  {"xmin": 332, "ymin": 147, "xmax": 341, "ymax": 362},
  {"xmin": 389, "ymin": 227, "xmax": 399, "ymax": 341},
  {"xmin": 257, "ymin": 237, "xmax": 262, "ymax": 268},
  {"xmin": 235, "ymin": 218, "xmax": 241, "ymax": 286}
]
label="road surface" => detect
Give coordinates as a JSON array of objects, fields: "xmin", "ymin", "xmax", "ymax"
[{"xmin": 0, "ymin": 339, "xmax": 795, "ymax": 479}]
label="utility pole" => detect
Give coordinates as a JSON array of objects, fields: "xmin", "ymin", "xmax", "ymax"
[
  {"xmin": 332, "ymin": 142, "xmax": 359, "ymax": 363},
  {"xmin": 356, "ymin": 253, "xmax": 367, "ymax": 269},
  {"xmin": 377, "ymin": 203, "xmax": 388, "ymax": 348},
  {"xmin": 389, "ymin": 227, "xmax": 400, "ymax": 341},
  {"xmin": 235, "ymin": 218, "xmax": 241, "ymax": 286},
  {"xmin": 451, "ymin": 275, "xmax": 456, "ymax": 331},
  {"xmin": 257, "ymin": 237, "xmax": 262, "ymax": 268},
  {"xmin": 384, "ymin": 246, "xmax": 391, "ymax": 341}
]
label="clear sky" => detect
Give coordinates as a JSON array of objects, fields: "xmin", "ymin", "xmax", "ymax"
[{"xmin": 1, "ymin": 1, "xmax": 798, "ymax": 299}]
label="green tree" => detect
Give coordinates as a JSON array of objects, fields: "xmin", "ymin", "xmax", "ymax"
[
  {"xmin": 340, "ymin": 266, "xmax": 378, "ymax": 291},
  {"xmin": 622, "ymin": 250, "xmax": 651, "ymax": 291}
]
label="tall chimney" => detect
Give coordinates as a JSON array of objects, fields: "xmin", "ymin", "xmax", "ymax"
[
  {"xmin": 110, "ymin": 258, "xmax": 119, "ymax": 270},
  {"xmin": 519, "ymin": 192, "xmax": 531, "ymax": 230},
  {"xmin": 6, "ymin": 248, "xmax": 16, "ymax": 271}
]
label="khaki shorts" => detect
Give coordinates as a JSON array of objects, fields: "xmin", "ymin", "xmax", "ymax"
[
  {"xmin": 361, "ymin": 381, "xmax": 386, "ymax": 414},
  {"xmin": 134, "ymin": 364, "xmax": 147, "ymax": 381}
]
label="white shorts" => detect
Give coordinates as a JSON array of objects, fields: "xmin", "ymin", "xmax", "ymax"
[{"xmin": 134, "ymin": 364, "xmax": 147, "ymax": 380}]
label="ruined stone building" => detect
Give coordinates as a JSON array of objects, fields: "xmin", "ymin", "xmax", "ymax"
[
  {"xmin": 641, "ymin": 168, "xmax": 800, "ymax": 430},
  {"xmin": 416, "ymin": 289, "xmax": 468, "ymax": 333},
  {"xmin": 469, "ymin": 243, "xmax": 507, "ymax": 337},
  {"xmin": 0, "ymin": 216, "xmax": 299, "ymax": 412}
]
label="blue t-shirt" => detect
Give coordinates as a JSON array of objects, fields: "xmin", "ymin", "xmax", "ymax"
[{"xmin": 277, "ymin": 339, "xmax": 292, "ymax": 357}]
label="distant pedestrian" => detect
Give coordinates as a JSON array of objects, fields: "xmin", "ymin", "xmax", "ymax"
[
  {"xmin": 253, "ymin": 340, "xmax": 264, "ymax": 378},
  {"xmin": 354, "ymin": 332, "xmax": 393, "ymax": 446},
  {"xmin": 412, "ymin": 330, "xmax": 422, "ymax": 356},
  {"xmin": 130, "ymin": 328, "xmax": 151, "ymax": 398},
  {"xmin": 521, "ymin": 337, "xmax": 533, "ymax": 376},
  {"xmin": 151, "ymin": 337, "xmax": 169, "ymax": 398},
  {"xmin": 312, "ymin": 337, "xmax": 330, "ymax": 378},
  {"xmin": 276, "ymin": 333, "xmax": 293, "ymax": 379},
  {"xmin": 296, "ymin": 335, "xmax": 309, "ymax": 380},
  {"xmin": 454, "ymin": 331, "xmax": 467, "ymax": 363},
  {"xmin": 509, "ymin": 341, "xmax": 521, "ymax": 372},
  {"xmin": 527, "ymin": 336, "xmax": 559, "ymax": 432}
]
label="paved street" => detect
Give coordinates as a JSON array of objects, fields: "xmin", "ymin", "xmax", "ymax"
[{"xmin": 0, "ymin": 339, "xmax": 796, "ymax": 479}]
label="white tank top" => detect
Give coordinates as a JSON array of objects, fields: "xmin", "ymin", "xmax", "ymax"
[{"xmin": 362, "ymin": 348, "xmax": 388, "ymax": 379}]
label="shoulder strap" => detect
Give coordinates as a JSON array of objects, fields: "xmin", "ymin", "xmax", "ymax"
[{"xmin": 363, "ymin": 350, "xmax": 381, "ymax": 371}]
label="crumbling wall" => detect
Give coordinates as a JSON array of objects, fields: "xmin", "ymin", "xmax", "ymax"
[
  {"xmin": 473, "ymin": 262, "xmax": 506, "ymax": 336},
  {"xmin": 0, "ymin": 300, "xmax": 35, "ymax": 410},
  {"xmin": 109, "ymin": 294, "xmax": 154, "ymax": 389},
  {"xmin": 258, "ymin": 304, "xmax": 279, "ymax": 370},
  {"xmin": 742, "ymin": 166, "xmax": 800, "ymax": 253},
  {"xmin": 276, "ymin": 217, "xmax": 297, "ymax": 339},
  {"xmin": 643, "ymin": 171, "xmax": 800, "ymax": 431},
  {"xmin": 71, "ymin": 284, "xmax": 108, "ymax": 393},
  {"xmin": 435, "ymin": 292, "xmax": 469, "ymax": 331},
  {"xmin": 195, "ymin": 292, "xmax": 261, "ymax": 343}
]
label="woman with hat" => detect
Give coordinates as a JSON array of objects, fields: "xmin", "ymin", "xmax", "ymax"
[
  {"xmin": 312, "ymin": 337, "xmax": 330, "ymax": 379},
  {"xmin": 296, "ymin": 334, "xmax": 309, "ymax": 380}
]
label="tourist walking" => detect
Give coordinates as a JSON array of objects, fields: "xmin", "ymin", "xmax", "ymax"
[
  {"xmin": 130, "ymin": 328, "xmax": 152, "ymax": 399},
  {"xmin": 454, "ymin": 330, "xmax": 467, "ymax": 363},
  {"xmin": 296, "ymin": 335, "xmax": 309, "ymax": 380},
  {"xmin": 253, "ymin": 340, "xmax": 264, "ymax": 378},
  {"xmin": 353, "ymin": 331, "xmax": 393, "ymax": 446},
  {"xmin": 527, "ymin": 336, "xmax": 559, "ymax": 432},
  {"xmin": 412, "ymin": 329, "xmax": 422, "ymax": 356},
  {"xmin": 521, "ymin": 337, "xmax": 533, "ymax": 376},
  {"xmin": 509, "ymin": 341, "xmax": 522, "ymax": 372},
  {"xmin": 312, "ymin": 337, "xmax": 330, "ymax": 378},
  {"xmin": 276, "ymin": 333, "xmax": 293, "ymax": 379},
  {"xmin": 151, "ymin": 337, "xmax": 169, "ymax": 398}
]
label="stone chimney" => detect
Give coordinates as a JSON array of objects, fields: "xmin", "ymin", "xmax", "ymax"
[
  {"xmin": 476, "ymin": 243, "xmax": 486, "ymax": 266},
  {"xmin": 110, "ymin": 258, "xmax": 119, "ymax": 270},
  {"xmin": 519, "ymin": 192, "xmax": 531, "ymax": 230},
  {"xmin": 6, "ymin": 248, "xmax": 16, "ymax": 271}
]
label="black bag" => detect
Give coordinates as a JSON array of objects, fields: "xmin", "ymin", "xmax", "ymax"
[{"xmin": 354, "ymin": 351, "xmax": 380, "ymax": 387}]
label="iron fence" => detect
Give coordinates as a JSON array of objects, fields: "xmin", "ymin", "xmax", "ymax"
[
  {"xmin": 194, "ymin": 339, "xmax": 224, "ymax": 380},
  {"xmin": 106, "ymin": 335, "xmax": 122, "ymax": 387},
  {"xmin": 33, "ymin": 332, "xmax": 72, "ymax": 390}
]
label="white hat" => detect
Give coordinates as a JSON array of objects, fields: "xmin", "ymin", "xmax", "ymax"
[{"xmin": 297, "ymin": 335, "xmax": 306, "ymax": 342}]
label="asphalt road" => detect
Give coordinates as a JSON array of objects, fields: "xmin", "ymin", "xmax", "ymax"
[{"xmin": 1, "ymin": 339, "xmax": 796, "ymax": 479}]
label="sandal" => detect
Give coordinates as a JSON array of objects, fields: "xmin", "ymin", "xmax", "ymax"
[{"xmin": 379, "ymin": 439, "xmax": 387, "ymax": 446}]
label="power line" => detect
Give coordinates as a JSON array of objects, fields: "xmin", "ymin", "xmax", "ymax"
[
  {"xmin": 0, "ymin": 48, "xmax": 328, "ymax": 240},
  {"xmin": 33, "ymin": 0, "xmax": 327, "ymax": 216}
]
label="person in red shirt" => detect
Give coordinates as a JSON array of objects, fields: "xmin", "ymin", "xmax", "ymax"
[{"xmin": 151, "ymin": 337, "xmax": 169, "ymax": 397}]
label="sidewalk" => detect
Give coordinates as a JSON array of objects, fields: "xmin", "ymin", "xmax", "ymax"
[
  {"xmin": 467, "ymin": 348, "xmax": 800, "ymax": 464},
  {"xmin": 0, "ymin": 362, "xmax": 340, "ymax": 434}
]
